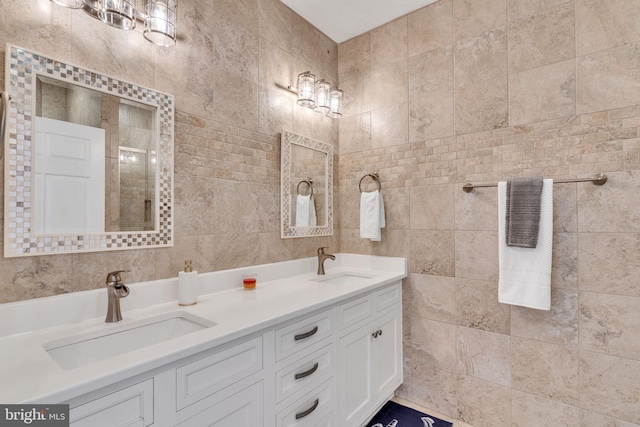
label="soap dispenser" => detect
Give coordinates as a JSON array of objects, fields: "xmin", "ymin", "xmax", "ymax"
[{"xmin": 178, "ymin": 260, "xmax": 198, "ymax": 306}]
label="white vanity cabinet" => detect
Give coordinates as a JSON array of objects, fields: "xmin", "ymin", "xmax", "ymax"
[
  {"xmin": 337, "ymin": 282, "xmax": 403, "ymax": 427},
  {"xmin": 63, "ymin": 282, "xmax": 402, "ymax": 427}
]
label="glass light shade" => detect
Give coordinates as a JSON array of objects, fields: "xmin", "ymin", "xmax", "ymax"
[
  {"xmin": 296, "ymin": 71, "xmax": 316, "ymax": 108},
  {"xmin": 314, "ymin": 80, "xmax": 331, "ymax": 113},
  {"xmin": 50, "ymin": 0, "xmax": 84, "ymax": 8},
  {"xmin": 144, "ymin": 0, "xmax": 177, "ymax": 47},
  {"xmin": 82, "ymin": 0, "xmax": 101, "ymax": 19},
  {"xmin": 99, "ymin": 0, "xmax": 136, "ymax": 30},
  {"xmin": 326, "ymin": 88, "xmax": 343, "ymax": 118}
]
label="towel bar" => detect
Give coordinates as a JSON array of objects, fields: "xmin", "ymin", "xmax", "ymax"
[
  {"xmin": 297, "ymin": 179, "xmax": 313, "ymax": 196},
  {"xmin": 462, "ymin": 173, "xmax": 608, "ymax": 193},
  {"xmin": 359, "ymin": 172, "xmax": 381, "ymax": 193}
]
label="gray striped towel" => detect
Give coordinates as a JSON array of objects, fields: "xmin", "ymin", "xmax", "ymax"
[{"xmin": 506, "ymin": 177, "xmax": 544, "ymax": 248}]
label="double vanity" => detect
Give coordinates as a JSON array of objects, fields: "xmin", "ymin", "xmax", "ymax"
[{"xmin": 0, "ymin": 254, "xmax": 407, "ymax": 427}]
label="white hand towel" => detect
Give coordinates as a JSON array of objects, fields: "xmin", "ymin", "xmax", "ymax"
[
  {"xmin": 498, "ymin": 179, "xmax": 553, "ymax": 310},
  {"xmin": 360, "ymin": 190, "xmax": 385, "ymax": 241},
  {"xmin": 308, "ymin": 195, "xmax": 317, "ymax": 226},
  {"xmin": 295, "ymin": 194, "xmax": 316, "ymax": 227}
]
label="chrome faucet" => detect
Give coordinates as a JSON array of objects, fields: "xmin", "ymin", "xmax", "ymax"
[
  {"xmin": 105, "ymin": 270, "xmax": 130, "ymax": 323},
  {"xmin": 317, "ymin": 247, "xmax": 336, "ymax": 275}
]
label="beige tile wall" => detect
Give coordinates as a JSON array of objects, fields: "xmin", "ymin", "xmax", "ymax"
[
  {"xmin": 339, "ymin": 0, "xmax": 640, "ymax": 425},
  {"xmin": 0, "ymin": 0, "xmax": 338, "ymax": 302}
]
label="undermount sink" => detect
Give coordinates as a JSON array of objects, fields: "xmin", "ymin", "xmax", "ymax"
[
  {"xmin": 43, "ymin": 312, "xmax": 216, "ymax": 370},
  {"xmin": 312, "ymin": 272, "xmax": 373, "ymax": 286}
]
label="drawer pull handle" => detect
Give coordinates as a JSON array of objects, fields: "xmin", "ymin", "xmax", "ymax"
[
  {"xmin": 294, "ymin": 325, "xmax": 318, "ymax": 341},
  {"xmin": 372, "ymin": 329, "xmax": 383, "ymax": 338},
  {"xmin": 295, "ymin": 362, "xmax": 319, "ymax": 380},
  {"xmin": 295, "ymin": 398, "xmax": 319, "ymax": 420}
]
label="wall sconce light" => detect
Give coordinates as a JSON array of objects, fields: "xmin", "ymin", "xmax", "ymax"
[
  {"xmin": 277, "ymin": 72, "xmax": 344, "ymax": 119},
  {"xmin": 49, "ymin": 0, "xmax": 177, "ymax": 47}
]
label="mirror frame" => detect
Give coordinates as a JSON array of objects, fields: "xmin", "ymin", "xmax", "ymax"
[
  {"xmin": 280, "ymin": 131, "xmax": 333, "ymax": 238},
  {"xmin": 4, "ymin": 44, "xmax": 174, "ymax": 257}
]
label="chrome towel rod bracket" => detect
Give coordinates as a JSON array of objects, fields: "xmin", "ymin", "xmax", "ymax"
[{"xmin": 462, "ymin": 173, "xmax": 608, "ymax": 193}]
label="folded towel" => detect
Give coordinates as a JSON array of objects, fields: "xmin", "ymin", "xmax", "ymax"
[
  {"xmin": 295, "ymin": 194, "xmax": 317, "ymax": 227},
  {"xmin": 498, "ymin": 179, "xmax": 553, "ymax": 310},
  {"xmin": 360, "ymin": 190, "xmax": 385, "ymax": 241},
  {"xmin": 506, "ymin": 177, "xmax": 544, "ymax": 248}
]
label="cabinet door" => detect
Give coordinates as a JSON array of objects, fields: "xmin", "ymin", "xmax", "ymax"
[
  {"xmin": 69, "ymin": 379, "xmax": 154, "ymax": 427},
  {"xmin": 337, "ymin": 326, "xmax": 372, "ymax": 426},
  {"xmin": 371, "ymin": 309, "xmax": 402, "ymax": 400},
  {"xmin": 176, "ymin": 381, "xmax": 263, "ymax": 427}
]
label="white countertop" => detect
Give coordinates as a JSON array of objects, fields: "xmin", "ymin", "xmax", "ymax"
[{"xmin": 0, "ymin": 254, "xmax": 407, "ymax": 404}]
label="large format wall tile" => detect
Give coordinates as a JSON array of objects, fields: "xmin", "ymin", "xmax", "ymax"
[
  {"xmin": 579, "ymin": 292, "xmax": 640, "ymax": 360},
  {"xmin": 410, "ymin": 184, "xmax": 455, "ymax": 230},
  {"xmin": 455, "ymin": 231, "xmax": 499, "ymax": 281},
  {"xmin": 508, "ymin": 0, "xmax": 573, "ymax": 21},
  {"xmin": 509, "ymin": 59, "xmax": 576, "ymax": 126},
  {"xmin": 371, "ymin": 17, "xmax": 408, "ymax": 67},
  {"xmin": 580, "ymin": 409, "xmax": 640, "ymax": 427},
  {"xmin": 338, "ymin": 32, "xmax": 370, "ymax": 81},
  {"xmin": 512, "ymin": 288, "xmax": 578, "ymax": 347},
  {"xmin": 508, "ymin": 3, "xmax": 575, "ymax": 73},
  {"xmin": 578, "ymin": 233, "xmax": 640, "ymax": 296},
  {"xmin": 409, "ymin": 230, "xmax": 456, "ymax": 276},
  {"xmin": 455, "ymin": 77, "xmax": 508, "ymax": 134},
  {"xmin": 577, "ymin": 43, "xmax": 640, "ymax": 115},
  {"xmin": 453, "ymin": 0, "xmax": 507, "ymax": 41},
  {"xmin": 576, "ymin": 0, "xmax": 640, "ymax": 56},
  {"xmin": 456, "ymin": 375, "xmax": 511, "ymax": 427},
  {"xmin": 512, "ymin": 390, "xmax": 579, "ymax": 427},
  {"xmin": 411, "ymin": 317, "xmax": 457, "ymax": 371},
  {"xmin": 454, "ymin": 27, "xmax": 507, "ymax": 88},
  {"xmin": 456, "ymin": 326, "xmax": 511, "ymax": 386},
  {"xmin": 580, "ymin": 351, "xmax": 640, "ymax": 423},
  {"xmin": 411, "ymin": 274, "xmax": 458, "ymax": 324},
  {"xmin": 578, "ymin": 170, "xmax": 640, "ymax": 232},
  {"xmin": 408, "ymin": 0, "xmax": 453, "ymax": 57},
  {"xmin": 456, "ymin": 278, "xmax": 511, "ymax": 335},
  {"xmin": 409, "ymin": 46, "xmax": 454, "ymax": 96},
  {"xmin": 409, "ymin": 90, "xmax": 455, "ymax": 142},
  {"xmin": 512, "ymin": 337, "xmax": 580, "ymax": 405}
]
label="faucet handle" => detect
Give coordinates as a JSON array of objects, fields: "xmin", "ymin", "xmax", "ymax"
[
  {"xmin": 106, "ymin": 270, "xmax": 130, "ymax": 285},
  {"xmin": 317, "ymin": 246, "xmax": 328, "ymax": 254}
]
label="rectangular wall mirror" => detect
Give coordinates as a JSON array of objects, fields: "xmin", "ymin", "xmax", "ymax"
[
  {"xmin": 4, "ymin": 44, "xmax": 174, "ymax": 257},
  {"xmin": 280, "ymin": 131, "xmax": 333, "ymax": 238}
]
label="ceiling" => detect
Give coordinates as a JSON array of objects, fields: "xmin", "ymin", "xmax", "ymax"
[{"xmin": 279, "ymin": 0, "xmax": 439, "ymax": 43}]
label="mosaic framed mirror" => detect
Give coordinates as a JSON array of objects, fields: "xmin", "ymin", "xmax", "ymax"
[
  {"xmin": 4, "ymin": 44, "xmax": 174, "ymax": 257},
  {"xmin": 280, "ymin": 131, "xmax": 333, "ymax": 238}
]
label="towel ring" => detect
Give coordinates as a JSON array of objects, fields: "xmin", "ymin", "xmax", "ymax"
[
  {"xmin": 297, "ymin": 179, "xmax": 313, "ymax": 197},
  {"xmin": 359, "ymin": 173, "xmax": 381, "ymax": 193}
]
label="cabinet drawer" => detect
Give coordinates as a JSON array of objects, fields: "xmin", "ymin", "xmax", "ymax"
[
  {"xmin": 337, "ymin": 294, "xmax": 372, "ymax": 332},
  {"xmin": 176, "ymin": 336, "xmax": 263, "ymax": 411},
  {"xmin": 70, "ymin": 379, "xmax": 153, "ymax": 427},
  {"xmin": 275, "ymin": 310, "xmax": 333, "ymax": 361},
  {"xmin": 275, "ymin": 343, "xmax": 334, "ymax": 404},
  {"xmin": 176, "ymin": 381, "xmax": 263, "ymax": 427},
  {"xmin": 277, "ymin": 380, "xmax": 334, "ymax": 427},
  {"xmin": 374, "ymin": 283, "xmax": 401, "ymax": 313}
]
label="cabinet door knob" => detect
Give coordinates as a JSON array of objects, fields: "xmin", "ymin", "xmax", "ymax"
[
  {"xmin": 294, "ymin": 325, "xmax": 319, "ymax": 341},
  {"xmin": 295, "ymin": 398, "xmax": 319, "ymax": 420},
  {"xmin": 294, "ymin": 362, "xmax": 319, "ymax": 380}
]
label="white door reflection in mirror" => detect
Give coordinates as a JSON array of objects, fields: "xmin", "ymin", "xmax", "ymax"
[{"xmin": 34, "ymin": 117, "xmax": 105, "ymax": 234}]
